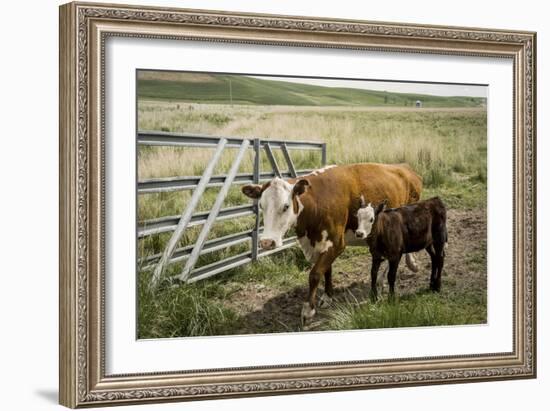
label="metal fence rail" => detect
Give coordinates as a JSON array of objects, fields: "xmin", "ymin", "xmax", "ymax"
[
  {"xmin": 138, "ymin": 170, "xmax": 316, "ymax": 194},
  {"xmin": 138, "ymin": 204, "xmax": 255, "ymax": 238},
  {"xmin": 138, "ymin": 130, "xmax": 325, "ymax": 150},
  {"xmin": 138, "ymin": 131, "xmax": 326, "ymax": 286}
]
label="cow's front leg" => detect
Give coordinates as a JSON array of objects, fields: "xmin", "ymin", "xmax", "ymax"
[{"xmin": 302, "ymin": 246, "xmax": 341, "ymax": 324}]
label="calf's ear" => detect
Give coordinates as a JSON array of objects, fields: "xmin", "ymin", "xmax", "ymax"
[
  {"xmin": 375, "ymin": 199, "xmax": 387, "ymax": 215},
  {"xmin": 292, "ymin": 179, "xmax": 310, "ymax": 196},
  {"xmin": 242, "ymin": 184, "xmax": 263, "ymax": 199}
]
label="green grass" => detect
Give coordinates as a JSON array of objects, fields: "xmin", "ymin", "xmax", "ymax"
[
  {"xmin": 226, "ymin": 246, "xmax": 309, "ymax": 289},
  {"xmin": 138, "ymin": 71, "xmax": 486, "ymax": 108},
  {"xmin": 138, "ymin": 248, "xmax": 309, "ymax": 338},
  {"xmin": 324, "ymin": 291, "xmax": 486, "ymax": 330},
  {"xmin": 422, "ymin": 181, "xmax": 486, "ymax": 209},
  {"xmin": 138, "ymin": 268, "xmax": 239, "ymax": 338}
]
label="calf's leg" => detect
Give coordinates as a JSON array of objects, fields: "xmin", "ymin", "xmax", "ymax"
[
  {"xmin": 370, "ymin": 256, "xmax": 383, "ymax": 302},
  {"xmin": 387, "ymin": 256, "xmax": 401, "ymax": 299},
  {"xmin": 433, "ymin": 242, "xmax": 445, "ymax": 292},
  {"xmin": 426, "ymin": 246, "xmax": 439, "ymax": 292},
  {"xmin": 429, "ymin": 223, "xmax": 447, "ymax": 292}
]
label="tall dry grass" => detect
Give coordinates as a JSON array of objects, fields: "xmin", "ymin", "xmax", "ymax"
[{"xmin": 138, "ymin": 101, "xmax": 486, "ymax": 186}]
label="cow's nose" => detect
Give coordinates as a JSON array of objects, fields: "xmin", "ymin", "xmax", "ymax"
[
  {"xmin": 356, "ymin": 231, "xmax": 365, "ymax": 239},
  {"xmin": 259, "ymin": 239, "xmax": 276, "ymax": 250}
]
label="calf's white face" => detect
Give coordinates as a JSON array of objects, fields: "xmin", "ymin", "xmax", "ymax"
[
  {"xmin": 242, "ymin": 178, "xmax": 306, "ymax": 250},
  {"xmin": 355, "ymin": 202, "xmax": 375, "ymax": 240}
]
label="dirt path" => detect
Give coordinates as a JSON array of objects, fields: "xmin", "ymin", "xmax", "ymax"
[{"xmin": 223, "ymin": 208, "xmax": 487, "ymax": 334}]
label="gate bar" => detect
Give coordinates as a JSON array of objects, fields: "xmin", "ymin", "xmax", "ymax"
[
  {"xmin": 178, "ymin": 139, "xmax": 250, "ymax": 282},
  {"xmin": 140, "ymin": 229, "xmax": 253, "ymax": 271},
  {"xmin": 138, "ymin": 204, "xmax": 254, "ymax": 238},
  {"xmin": 187, "ymin": 236, "xmax": 298, "ymax": 283},
  {"xmin": 138, "ymin": 131, "xmax": 324, "ymax": 150},
  {"xmin": 264, "ymin": 143, "xmax": 281, "ymax": 178},
  {"xmin": 150, "ymin": 138, "xmax": 228, "ymax": 288},
  {"xmin": 138, "ymin": 170, "xmax": 317, "ymax": 194},
  {"xmin": 280, "ymin": 143, "xmax": 297, "ymax": 178}
]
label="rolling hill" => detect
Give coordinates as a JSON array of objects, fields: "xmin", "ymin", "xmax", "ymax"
[{"xmin": 137, "ymin": 71, "xmax": 486, "ymax": 108}]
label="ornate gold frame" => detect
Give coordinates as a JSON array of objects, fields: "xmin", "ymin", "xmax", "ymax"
[{"xmin": 59, "ymin": 2, "xmax": 536, "ymax": 408}]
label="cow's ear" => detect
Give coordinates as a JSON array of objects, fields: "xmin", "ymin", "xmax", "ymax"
[
  {"xmin": 292, "ymin": 179, "xmax": 310, "ymax": 196},
  {"xmin": 242, "ymin": 184, "xmax": 263, "ymax": 199}
]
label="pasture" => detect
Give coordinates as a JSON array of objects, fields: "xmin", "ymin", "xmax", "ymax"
[{"xmin": 137, "ymin": 101, "xmax": 487, "ymax": 338}]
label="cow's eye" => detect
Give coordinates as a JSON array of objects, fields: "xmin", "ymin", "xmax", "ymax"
[
  {"xmin": 370, "ymin": 217, "xmax": 374, "ymax": 223},
  {"xmin": 282, "ymin": 204, "xmax": 289, "ymax": 212}
]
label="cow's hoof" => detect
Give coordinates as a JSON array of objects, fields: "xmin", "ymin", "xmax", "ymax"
[
  {"xmin": 318, "ymin": 294, "xmax": 333, "ymax": 308},
  {"xmin": 301, "ymin": 303, "xmax": 316, "ymax": 325}
]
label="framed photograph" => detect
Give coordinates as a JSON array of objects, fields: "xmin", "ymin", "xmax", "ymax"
[{"xmin": 59, "ymin": 2, "xmax": 537, "ymax": 408}]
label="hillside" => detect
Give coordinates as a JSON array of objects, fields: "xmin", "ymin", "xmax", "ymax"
[{"xmin": 137, "ymin": 71, "xmax": 486, "ymax": 108}]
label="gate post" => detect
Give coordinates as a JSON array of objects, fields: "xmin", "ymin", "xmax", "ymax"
[{"xmin": 251, "ymin": 138, "xmax": 260, "ymax": 261}]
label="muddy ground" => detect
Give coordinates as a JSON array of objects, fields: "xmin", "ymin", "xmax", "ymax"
[{"xmin": 221, "ymin": 208, "xmax": 487, "ymax": 334}]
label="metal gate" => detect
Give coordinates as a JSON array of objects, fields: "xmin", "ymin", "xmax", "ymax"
[{"xmin": 137, "ymin": 131, "xmax": 327, "ymax": 287}]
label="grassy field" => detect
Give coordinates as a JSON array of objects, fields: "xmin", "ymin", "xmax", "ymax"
[{"xmin": 136, "ymin": 76, "xmax": 487, "ymax": 339}]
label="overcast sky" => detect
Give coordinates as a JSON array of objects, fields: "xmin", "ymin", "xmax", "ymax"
[{"xmin": 253, "ymin": 76, "xmax": 487, "ymax": 98}]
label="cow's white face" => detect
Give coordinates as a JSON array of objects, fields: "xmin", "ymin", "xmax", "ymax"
[
  {"xmin": 242, "ymin": 178, "xmax": 308, "ymax": 250},
  {"xmin": 258, "ymin": 178, "xmax": 301, "ymax": 249},
  {"xmin": 355, "ymin": 203, "xmax": 375, "ymax": 240}
]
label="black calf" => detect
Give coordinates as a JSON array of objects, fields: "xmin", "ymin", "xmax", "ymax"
[{"xmin": 360, "ymin": 197, "xmax": 447, "ymax": 299}]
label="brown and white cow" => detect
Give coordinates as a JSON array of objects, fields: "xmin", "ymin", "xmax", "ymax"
[
  {"xmin": 356, "ymin": 197, "xmax": 448, "ymax": 299},
  {"xmin": 242, "ymin": 163, "xmax": 422, "ymax": 322}
]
